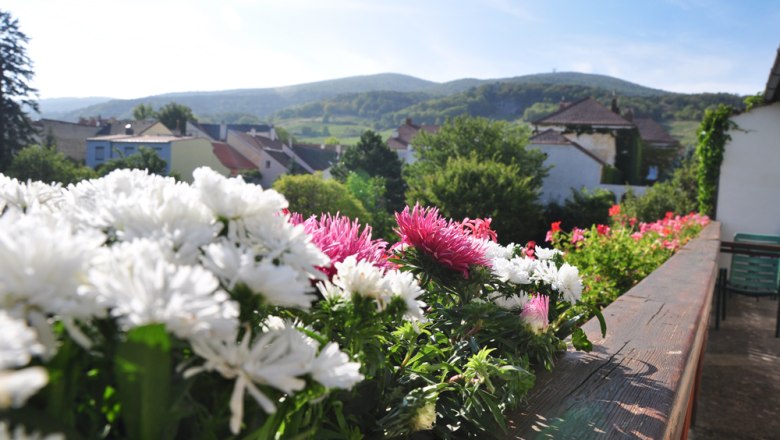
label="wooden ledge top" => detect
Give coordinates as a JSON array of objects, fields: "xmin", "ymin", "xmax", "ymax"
[{"xmin": 506, "ymin": 222, "xmax": 721, "ymax": 439}]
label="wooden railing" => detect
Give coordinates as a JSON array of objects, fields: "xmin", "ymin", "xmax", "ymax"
[{"xmin": 505, "ymin": 222, "xmax": 721, "ymax": 439}]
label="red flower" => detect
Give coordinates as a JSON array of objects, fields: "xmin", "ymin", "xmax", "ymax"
[
  {"xmin": 596, "ymin": 224, "xmax": 610, "ymax": 236},
  {"xmin": 524, "ymin": 241, "xmax": 536, "ymax": 259},
  {"xmin": 395, "ymin": 204, "xmax": 488, "ymax": 276},
  {"xmin": 293, "ymin": 213, "xmax": 390, "ymax": 278},
  {"xmin": 546, "ymin": 221, "xmax": 562, "ymax": 243},
  {"xmin": 461, "ymin": 217, "xmax": 498, "ymax": 242},
  {"xmin": 609, "ymin": 204, "xmax": 621, "ymax": 217}
]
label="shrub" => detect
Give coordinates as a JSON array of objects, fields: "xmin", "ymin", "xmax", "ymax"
[{"xmin": 273, "ymin": 172, "xmax": 370, "ymax": 221}]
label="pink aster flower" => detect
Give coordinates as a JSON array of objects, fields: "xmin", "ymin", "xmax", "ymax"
[
  {"xmin": 292, "ymin": 213, "xmax": 390, "ymax": 278},
  {"xmin": 520, "ymin": 295, "xmax": 549, "ymax": 334},
  {"xmin": 395, "ymin": 204, "xmax": 488, "ymax": 277}
]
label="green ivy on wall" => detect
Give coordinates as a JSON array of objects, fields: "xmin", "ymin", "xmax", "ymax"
[{"xmin": 695, "ymin": 104, "xmax": 735, "ymax": 217}]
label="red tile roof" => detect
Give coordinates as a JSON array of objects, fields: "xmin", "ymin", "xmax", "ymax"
[
  {"xmin": 387, "ymin": 118, "xmax": 440, "ymax": 149},
  {"xmin": 212, "ymin": 142, "xmax": 255, "ymax": 171},
  {"xmin": 534, "ymin": 97, "xmax": 634, "ymax": 128}
]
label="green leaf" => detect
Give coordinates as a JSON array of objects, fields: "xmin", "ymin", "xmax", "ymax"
[
  {"xmin": 571, "ymin": 328, "xmax": 593, "ymax": 352},
  {"xmin": 591, "ymin": 306, "xmax": 608, "ymax": 337},
  {"xmin": 114, "ymin": 324, "xmax": 173, "ymax": 440}
]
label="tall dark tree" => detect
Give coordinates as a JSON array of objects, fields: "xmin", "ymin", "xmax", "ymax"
[
  {"xmin": 331, "ymin": 130, "xmax": 406, "ymax": 212},
  {"xmin": 0, "ymin": 10, "xmax": 38, "ymax": 171},
  {"xmin": 156, "ymin": 102, "xmax": 197, "ymax": 134}
]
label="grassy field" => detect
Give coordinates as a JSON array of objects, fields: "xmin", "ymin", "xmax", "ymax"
[
  {"xmin": 666, "ymin": 120, "xmax": 700, "ymax": 150},
  {"xmin": 276, "ymin": 117, "xmax": 394, "ymax": 146}
]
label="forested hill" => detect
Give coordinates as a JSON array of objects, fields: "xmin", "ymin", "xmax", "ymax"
[
  {"xmin": 49, "ymin": 71, "xmax": 697, "ymax": 122},
  {"xmin": 274, "ymin": 82, "xmax": 744, "ymax": 128}
]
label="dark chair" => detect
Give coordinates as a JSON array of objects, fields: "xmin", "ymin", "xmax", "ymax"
[{"xmin": 723, "ymin": 233, "xmax": 780, "ymax": 337}]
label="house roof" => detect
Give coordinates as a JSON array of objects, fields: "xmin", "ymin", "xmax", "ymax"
[
  {"xmin": 266, "ymin": 149, "xmax": 291, "ymax": 167},
  {"xmin": 529, "ymin": 129, "xmax": 608, "ymax": 166},
  {"xmin": 193, "ymin": 123, "xmax": 273, "ymax": 140},
  {"xmin": 253, "ymin": 135, "xmax": 287, "ymax": 150},
  {"xmin": 633, "ymin": 118, "xmax": 678, "ymax": 145},
  {"xmin": 764, "ymin": 47, "xmax": 780, "ymax": 103},
  {"xmin": 387, "ymin": 118, "xmax": 440, "ymax": 149},
  {"xmin": 212, "ymin": 142, "xmax": 255, "ymax": 170},
  {"xmin": 291, "ymin": 144, "xmax": 338, "ymax": 171},
  {"xmin": 87, "ymin": 134, "xmax": 188, "ymax": 143},
  {"xmin": 103, "ymin": 120, "xmax": 161, "ymax": 136},
  {"xmin": 533, "ymin": 97, "xmax": 634, "ymax": 128}
]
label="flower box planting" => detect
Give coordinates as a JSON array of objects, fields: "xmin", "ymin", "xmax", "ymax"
[{"xmin": 0, "ymin": 170, "xmax": 709, "ymax": 439}]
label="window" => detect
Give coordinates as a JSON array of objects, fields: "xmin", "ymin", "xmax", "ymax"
[
  {"xmin": 265, "ymin": 160, "xmax": 271, "ymax": 169},
  {"xmin": 95, "ymin": 146, "xmax": 105, "ymax": 161},
  {"xmin": 124, "ymin": 146, "xmax": 135, "ymax": 156}
]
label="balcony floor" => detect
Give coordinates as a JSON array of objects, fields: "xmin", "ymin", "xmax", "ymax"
[{"xmin": 690, "ymin": 293, "xmax": 780, "ymax": 439}]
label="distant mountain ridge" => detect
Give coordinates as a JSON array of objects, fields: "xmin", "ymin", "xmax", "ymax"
[{"xmin": 43, "ymin": 72, "xmax": 675, "ymax": 121}]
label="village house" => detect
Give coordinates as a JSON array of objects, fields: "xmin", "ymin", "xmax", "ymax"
[
  {"xmin": 187, "ymin": 121, "xmax": 339, "ymax": 187},
  {"xmin": 387, "ymin": 118, "xmax": 439, "ymax": 164}
]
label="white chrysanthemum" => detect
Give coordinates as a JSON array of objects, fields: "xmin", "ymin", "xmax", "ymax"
[
  {"xmin": 489, "ymin": 292, "xmax": 529, "ymax": 311},
  {"xmin": 333, "ymin": 256, "xmax": 389, "ymax": 306},
  {"xmin": 491, "ymin": 256, "xmax": 536, "ymax": 285},
  {"xmin": 0, "ymin": 176, "xmax": 64, "ymax": 215},
  {"xmin": 316, "ymin": 280, "xmax": 346, "ymax": 301},
  {"xmin": 63, "ymin": 170, "xmax": 217, "ymax": 264},
  {"xmin": 384, "ymin": 270, "xmax": 426, "ymax": 322},
  {"xmin": 0, "ymin": 367, "xmax": 48, "ymax": 410},
  {"xmin": 89, "ymin": 240, "xmax": 239, "ymax": 340},
  {"xmin": 534, "ymin": 246, "xmax": 563, "ymax": 261},
  {"xmin": 237, "ymin": 260, "xmax": 316, "ymax": 310},
  {"xmin": 0, "ymin": 311, "xmax": 43, "ymax": 370},
  {"xmin": 530, "ymin": 259, "xmax": 558, "ymax": 287},
  {"xmin": 193, "ymin": 167, "xmax": 287, "ymax": 220},
  {"xmin": 62, "ymin": 168, "xmax": 176, "ymax": 232},
  {"xmin": 0, "ymin": 421, "xmax": 64, "ymax": 440},
  {"xmin": 185, "ymin": 322, "xmax": 321, "ymax": 434},
  {"xmin": 309, "ymin": 342, "xmax": 363, "ymax": 389},
  {"xmin": 555, "ymin": 263, "xmax": 583, "ymax": 304},
  {"xmin": 0, "ymin": 210, "xmax": 106, "ymax": 319},
  {"xmin": 238, "ymin": 216, "xmax": 329, "ymax": 280},
  {"xmin": 481, "ymin": 240, "xmax": 515, "ymax": 260},
  {"xmin": 201, "ymin": 239, "xmax": 243, "ymax": 288}
]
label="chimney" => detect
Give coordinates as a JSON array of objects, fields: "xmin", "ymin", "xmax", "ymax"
[
  {"xmin": 559, "ymin": 97, "xmax": 567, "ymax": 109},
  {"xmin": 405, "ymin": 117, "xmax": 412, "ymax": 126},
  {"xmin": 624, "ymin": 108, "xmax": 634, "ymax": 122},
  {"xmin": 611, "ymin": 92, "xmax": 620, "ymax": 114},
  {"xmin": 219, "ymin": 121, "xmax": 227, "ymax": 141},
  {"xmin": 124, "ymin": 123, "xmax": 134, "ymax": 135}
]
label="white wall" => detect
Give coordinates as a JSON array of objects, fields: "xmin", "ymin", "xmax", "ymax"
[
  {"xmin": 563, "ymin": 131, "xmax": 616, "ymax": 165},
  {"xmin": 716, "ymin": 102, "xmax": 780, "ymax": 241},
  {"xmin": 534, "ymin": 144, "xmax": 603, "ymax": 204}
]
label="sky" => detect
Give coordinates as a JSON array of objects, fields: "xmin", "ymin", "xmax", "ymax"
[{"xmin": 4, "ymin": 0, "xmax": 779, "ymax": 100}]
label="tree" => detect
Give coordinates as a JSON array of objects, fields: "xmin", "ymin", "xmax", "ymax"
[
  {"xmin": 272, "ymin": 173, "xmax": 369, "ymax": 221},
  {"xmin": 330, "ymin": 130, "xmax": 406, "ymax": 212},
  {"xmin": 406, "ymin": 116, "xmax": 548, "ymax": 243},
  {"xmin": 407, "ymin": 156, "xmax": 542, "ymax": 244},
  {"xmin": 7, "ymin": 144, "xmax": 96, "ymax": 184},
  {"xmin": 0, "ymin": 10, "xmax": 38, "ymax": 171},
  {"xmin": 132, "ymin": 103, "xmax": 156, "ymax": 120},
  {"xmin": 345, "ymin": 171, "xmax": 395, "ymax": 239},
  {"xmin": 97, "ymin": 146, "xmax": 168, "ymax": 176},
  {"xmin": 156, "ymin": 102, "xmax": 196, "ymax": 134}
]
